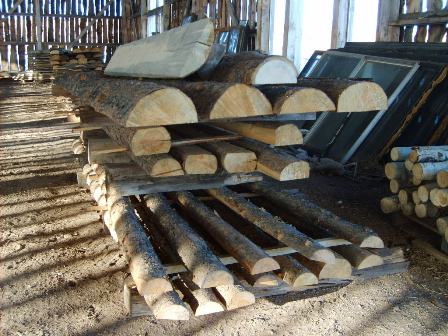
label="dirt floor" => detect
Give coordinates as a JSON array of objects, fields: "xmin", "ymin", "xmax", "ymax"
[{"xmin": 1, "ymin": 81, "xmax": 447, "ymax": 336}]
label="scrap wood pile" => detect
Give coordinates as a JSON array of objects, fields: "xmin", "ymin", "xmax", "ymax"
[
  {"xmin": 381, "ymin": 145, "xmax": 448, "ymax": 253},
  {"xmin": 50, "ymin": 47, "xmax": 104, "ymax": 73},
  {"xmin": 52, "ymin": 19, "xmax": 400, "ymax": 320}
]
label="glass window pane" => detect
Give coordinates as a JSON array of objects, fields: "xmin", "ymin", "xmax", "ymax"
[{"xmin": 309, "ymin": 54, "xmax": 360, "ymax": 78}]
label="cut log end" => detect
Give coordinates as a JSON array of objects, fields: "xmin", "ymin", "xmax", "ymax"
[
  {"xmin": 197, "ymin": 270, "xmax": 234, "ymax": 288},
  {"xmin": 194, "ymin": 301, "xmax": 225, "ymax": 316},
  {"xmin": 359, "ymin": 236, "xmax": 385, "ymax": 249},
  {"xmin": 127, "ymin": 88, "xmax": 198, "ymax": 126},
  {"xmin": 150, "ymin": 156, "xmax": 184, "ymax": 177},
  {"xmin": 357, "ymin": 254, "xmax": 384, "ymax": 270},
  {"xmin": 251, "ymin": 257, "xmax": 281, "ymax": 275},
  {"xmin": 276, "ymin": 161, "xmax": 310, "ymax": 181},
  {"xmin": 144, "ymin": 292, "xmax": 190, "ymax": 320},
  {"xmin": 338, "ymin": 82, "xmax": 388, "ymax": 112},
  {"xmin": 319, "ymin": 257, "xmax": 352, "ymax": 280},
  {"xmin": 251, "ymin": 273, "xmax": 281, "ymax": 287},
  {"xmin": 311, "ymin": 248, "xmax": 337, "ymax": 264},
  {"xmin": 131, "ymin": 127, "xmax": 171, "ymax": 156},
  {"xmin": 137, "ymin": 278, "xmax": 173, "ymax": 297},
  {"xmin": 252, "ymin": 57, "xmax": 298, "ymax": 85},
  {"xmin": 279, "ymin": 88, "xmax": 336, "ymax": 114},
  {"xmin": 210, "ymin": 84, "xmax": 272, "ymax": 119},
  {"xmin": 292, "ymin": 272, "xmax": 319, "ymax": 287},
  {"xmin": 223, "ymin": 152, "xmax": 257, "ymax": 173},
  {"xmin": 183, "ymin": 153, "xmax": 218, "ymax": 175},
  {"xmin": 215, "ymin": 285, "xmax": 256, "ymax": 310}
]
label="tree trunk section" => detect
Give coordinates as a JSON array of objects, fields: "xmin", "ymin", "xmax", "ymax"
[{"xmin": 170, "ymin": 146, "xmax": 218, "ymax": 174}]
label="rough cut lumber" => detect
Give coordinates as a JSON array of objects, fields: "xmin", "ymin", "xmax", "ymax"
[
  {"xmin": 144, "ymin": 291, "xmax": 190, "ymax": 320},
  {"xmin": 209, "ymin": 51, "xmax": 298, "ymax": 85},
  {"xmin": 255, "ymin": 85, "xmax": 336, "ymax": 113},
  {"xmin": 437, "ymin": 170, "xmax": 448, "ymax": 188},
  {"xmin": 332, "ymin": 245, "xmax": 383, "ymax": 270},
  {"xmin": 108, "ymin": 198, "xmax": 172, "ymax": 296},
  {"xmin": 381, "ymin": 196, "xmax": 400, "ymax": 214},
  {"xmin": 390, "ymin": 147, "xmax": 413, "ymax": 161},
  {"xmin": 53, "ymin": 72, "xmax": 198, "ymax": 127},
  {"xmin": 207, "ymin": 187, "xmax": 336, "ymax": 264},
  {"xmin": 418, "ymin": 182, "xmax": 439, "ymax": 203},
  {"xmin": 249, "ymin": 182, "xmax": 384, "ymax": 248},
  {"xmin": 170, "ymin": 146, "xmax": 218, "ymax": 175},
  {"xmin": 172, "ymin": 275, "xmax": 225, "ymax": 316},
  {"xmin": 296, "ymin": 78, "xmax": 388, "ymax": 112},
  {"xmin": 172, "ymin": 191, "xmax": 280, "ymax": 275},
  {"xmin": 276, "ymin": 256, "xmax": 318, "ymax": 287},
  {"xmin": 385, "ymin": 162, "xmax": 408, "ymax": 180},
  {"xmin": 143, "ymin": 194, "xmax": 233, "ymax": 288},
  {"xmin": 234, "ymin": 139, "xmax": 309, "ymax": 181},
  {"xmin": 213, "ymin": 284, "xmax": 256, "ymax": 310},
  {"xmin": 214, "ymin": 122, "xmax": 303, "ymax": 146},
  {"xmin": 158, "ymin": 81, "xmax": 273, "ymax": 120},
  {"xmin": 103, "ymin": 125, "xmax": 171, "ymax": 156},
  {"xmin": 409, "ymin": 147, "xmax": 448, "ymax": 163},
  {"xmin": 294, "ymin": 254, "xmax": 352, "ymax": 280},
  {"xmin": 412, "ymin": 161, "xmax": 448, "ymax": 181},
  {"xmin": 105, "ymin": 19, "xmax": 214, "ymax": 79},
  {"xmin": 131, "ymin": 154, "xmax": 184, "ymax": 177}
]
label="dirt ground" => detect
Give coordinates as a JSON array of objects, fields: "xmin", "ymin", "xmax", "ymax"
[{"xmin": 1, "ymin": 81, "xmax": 447, "ymax": 336}]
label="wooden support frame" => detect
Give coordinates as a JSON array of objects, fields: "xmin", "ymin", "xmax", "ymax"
[
  {"xmin": 331, "ymin": 0, "xmax": 350, "ymax": 49},
  {"xmin": 0, "ymin": 0, "xmax": 25, "ymax": 24},
  {"xmin": 376, "ymin": 0, "xmax": 401, "ymax": 41}
]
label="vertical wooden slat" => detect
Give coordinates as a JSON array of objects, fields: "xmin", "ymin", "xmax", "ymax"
[
  {"xmin": 376, "ymin": 0, "xmax": 400, "ymax": 41},
  {"xmin": 10, "ymin": 12, "xmax": 18, "ymax": 71},
  {"xmin": 34, "ymin": 0, "xmax": 42, "ymax": 49},
  {"xmin": 248, "ymin": 0, "xmax": 255, "ymax": 29}
]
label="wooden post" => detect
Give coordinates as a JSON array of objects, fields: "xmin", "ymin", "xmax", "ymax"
[
  {"xmin": 282, "ymin": 0, "xmax": 301, "ymax": 69},
  {"xmin": 34, "ymin": 0, "xmax": 42, "ymax": 50},
  {"xmin": 331, "ymin": 0, "xmax": 350, "ymax": 49},
  {"xmin": 376, "ymin": 0, "xmax": 400, "ymax": 41},
  {"xmin": 141, "ymin": 0, "xmax": 147, "ymax": 38}
]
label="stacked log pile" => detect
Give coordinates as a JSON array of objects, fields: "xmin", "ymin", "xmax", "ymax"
[
  {"xmin": 53, "ymin": 18, "xmax": 395, "ymax": 320},
  {"xmin": 380, "ymin": 146, "xmax": 448, "ymax": 253},
  {"xmin": 78, "ymin": 163, "xmax": 406, "ymax": 320},
  {"xmin": 50, "ymin": 47, "xmax": 104, "ymax": 74}
]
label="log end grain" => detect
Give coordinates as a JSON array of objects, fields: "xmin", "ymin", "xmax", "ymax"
[
  {"xmin": 131, "ymin": 127, "xmax": 171, "ymax": 156},
  {"xmin": 275, "ymin": 124, "xmax": 303, "ymax": 145},
  {"xmin": 136, "ymin": 277, "xmax": 173, "ymax": 297},
  {"xmin": 359, "ymin": 235, "xmax": 385, "ymax": 249},
  {"xmin": 199, "ymin": 270, "xmax": 235, "ymax": 288},
  {"xmin": 290, "ymin": 272, "xmax": 319, "ymax": 287},
  {"xmin": 127, "ymin": 88, "xmax": 198, "ymax": 127},
  {"xmin": 149, "ymin": 155, "xmax": 185, "ymax": 177},
  {"xmin": 251, "ymin": 273, "xmax": 282, "ymax": 287},
  {"xmin": 338, "ymin": 82, "xmax": 388, "ymax": 112},
  {"xmin": 380, "ymin": 196, "xmax": 400, "ymax": 214},
  {"xmin": 214, "ymin": 284, "xmax": 256, "ymax": 310},
  {"xmin": 279, "ymin": 88, "xmax": 336, "ymax": 114},
  {"xmin": 319, "ymin": 257, "xmax": 352, "ymax": 280},
  {"xmin": 437, "ymin": 170, "xmax": 448, "ymax": 188},
  {"xmin": 436, "ymin": 217, "xmax": 448, "ymax": 235},
  {"xmin": 144, "ymin": 291, "xmax": 190, "ymax": 320},
  {"xmin": 222, "ymin": 151, "xmax": 257, "ymax": 173},
  {"xmin": 209, "ymin": 84, "xmax": 273, "ymax": 119},
  {"xmin": 252, "ymin": 56, "xmax": 298, "ymax": 85},
  {"xmin": 251, "ymin": 257, "xmax": 281, "ymax": 275}
]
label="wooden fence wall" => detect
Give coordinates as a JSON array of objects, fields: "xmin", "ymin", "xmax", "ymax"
[{"xmin": 0, "ymin": 0, "xmax": 123, "ymax": 72}]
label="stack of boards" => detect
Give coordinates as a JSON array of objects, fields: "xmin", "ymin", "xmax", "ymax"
[
  {"xmin": 50, "ymin": 47, "xmax": 104, "ymax": 73},
  {"xmin": 53, "ymin": 19, "xmax": 393, "ymax": 320},
  {"xmin": 380, "ymin": 145, "xmax": 448, "ymax": 253},
  {"xmin": 28, "ymin": 50, "xmax": 53, "ymax": 81}
]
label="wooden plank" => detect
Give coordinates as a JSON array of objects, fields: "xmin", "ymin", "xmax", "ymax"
[
  {"xmin": 376, "ymin": 0, "xmax": 400, "ymax": 41},
  {"xmin": 331, "ymin": 0, "xmax": 350, "ymax": 49}
]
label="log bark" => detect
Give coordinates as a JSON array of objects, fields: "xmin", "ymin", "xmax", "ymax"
[
  {"xmin": 214, "ymin": 121, "xmax": 303, "ymax": 146},
  {"xmin": 108, "ymin": 198, "xmax": 172, "ymax": 296},
  {"xmin": 413, "ymin": 161, "xmax": 448, "ymax": 181},
  {"xmin": 207, "ymin": 187, "xmax": 336, "ymax": 264},
  {"xmin": 87, "ymin": 139, "xmax": 133, "ymax": 164},
  {"xmin": 53, "ymin": 71, "xmax": 198, "ymax": 127},
  {"xmin": 103, "ymin": 125, "xmax": 171, "ymax": 156},
  {"xmin": 248, "ymin": 182, "xmax": 384, "ymax": 248},
  {"xmin": 157, "ymin": 80, "xmax": 273, "ymax": 119},
  {"xmin": 172, "ymin": 191, "xmax": 280, "ymax": 275},
  {"xmin": 380, "ymin": 195, "xmax": 400, "ymax": 214},
  {"xmin": 296, "ymin": 78, "xmax": 388, "ymax": 112},
  {"xmin": 276, "ymin": 256, "xmax": 318, "ymax": 287},
  {"xmin": 234, "ymin": 138, "xmax": 310, "ymax": 181},
  {"xmin": 105, "ymin": 18, "xmax": 214, "ymax": 79},
  {"xmin": 390, "ymin": 147, "xmax": 412, "ymax": 161},
  {"xmin": 256, "ymin": 84, "xmax": 336, "ymax": 113},
  {"xmin": 409, "ymin": 147, "xmax": 448, "ymax": 163},
  {"xmin": 170, "ymin": 146, "xmax": 218, "ymax": 174},
  {"xmin": 209, "ymin": 51, "xmax": 298, "ymax": 85},
  {"xmin": 131, "ymin": 154, "xmax": 184, "ymax": 177},
  {"xmin": 143, "ymin": 194, "xmax": 234, "ymax": 288}
]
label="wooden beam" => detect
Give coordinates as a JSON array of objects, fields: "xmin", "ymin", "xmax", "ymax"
[
  {"xmin": 331, "ymin": 0, "xmax": 350, "ymax": 49},
  {"xmin": 0, "ymin": 0, "xmax": 25, "ymax": 23},
  {"xmin": 376, "ymin": 0, "xmax": 400, "ymax": 41},
  {"xmin": 141, "ymin": 0, "xmax": 148, "ymax": 38},
  {"xmin": 33, "ymin": 0, "xmax": 42, "ymax": 51}
]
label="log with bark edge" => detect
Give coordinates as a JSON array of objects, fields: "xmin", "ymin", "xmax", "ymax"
[
  {"xmin": 53, "ymin": 71, "xmax": 198, "ymax": 127},
  {"xmin": 105, "ymin": 18, "xmax": 214, "ymax": 79},
  {"xmin": 255, "ymin": 84, "xmax": 336, "ymax": 113},
  {"xmin": 143, "ymin": 193, "xmax": 233, "ymax": 288},
  {"xmin": 430, "ymin": 188, "xmax": 448, "ymax": 207},
  {"xmin": 275, "ymin": 256, "xmax": 318, "ymax": 287},
  {"xmin": 214, "ymin": 121, "xmax": 303, "ymax": 146},
  {"xmin": 436, "ymin": 217, "xmax": 448, "ymax": 235},
  {"xmin": 213, "ymin": 283, "xmax": 256, "ymax": 310},
  {"xmin": 417, "ymin": 182, "xmax": 439, "ymax": 203},
  {"xmin": 157, "ymin": 80, "xmax": 273, "ymax": 120},
  {"xmin": 207, "ymin": 187, "xmax": 336, "ymax": 264},
  {"xmin": 171, "ymin": 191, "xmax": 280, "ymax": 275},
  {"xmin": 209, "ymin": 51, "xmax": 298, "ymax": 85},
  {"xmin": 294, "ymin": 253, "xmax": 352, "ymax": 280},
  {"xmin": 144, "ymin": 291, "xmax": 190, "ymax": 320},
  {"xmin": 131, "ymin": 153, "xmax": 184, "ymax": 177},
  {"xmin": 103, "ymin": 125, "xmax": 171, "ymax": 156},
  {"xmin": 390, "ymin": 147, "xmax": 413, "ymax": 161},
  {"xmin": 295, "ymin": 78, "xmax": 388, "ymax": 112},
  {"xmin": 331, "ymin": 245, "xmax": 383, "ymax": 269},
  {"xmin": 412, "ymin": 161, "xmax": 448, "ymax": 181},
  {"xmin": 170, "ymin": 145, "xmax": 218, "ymax": 174},
  {"xmin": 409, "ymin": 147, "xmax": 448, "ymax": 163},
  {"xmin": 87, "ymin": 139, "xmax": 133, "ymax": 165},
  {"xmin": 233, "ymin": 138, "xmax": 310, "ymax": 181},
  {"xmin": 107, "ymin": 198, "xmax": 172, "ymax": 296},
  {"xmin": 248, "ymin": 182, "xmax": 384, "ymax": 248}
]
